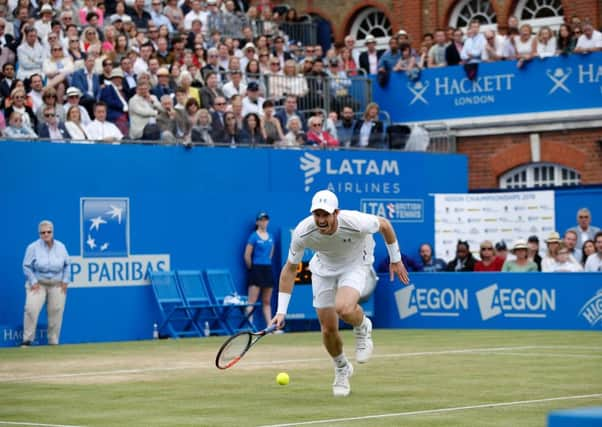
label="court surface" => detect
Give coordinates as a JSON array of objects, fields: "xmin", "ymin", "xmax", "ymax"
[{"xmin": 0, "ymin": 329, "xmax": 601, "ymax": 427}]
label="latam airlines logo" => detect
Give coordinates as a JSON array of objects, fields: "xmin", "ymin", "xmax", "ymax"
[
  {"xmin": 70, "ymin": 198, "xmax": 170, "ymax": 287},
  {"xmin": 394, "ymin": 284, "xmax": 469, "ymax": 319},
  {"xmin": 476, "ymin": 284, "xmax": 556, "ymax": 321},
  {"xmin": 299, "ymin": 152, "xmax": 400, "ymax": 193},
  {"xmin": 579, "ymin": 289, "xmax": 602, "ymax": 327}
]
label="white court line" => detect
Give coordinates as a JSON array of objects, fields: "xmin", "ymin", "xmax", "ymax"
[
  {"xmin": 1, "ymin": 345, "xmax": 600, "ymax": 383},
  {"xmin": 256, "ymin": 393, "xmax": 602, "ymax": 427},
  {"xmin": 0, "ymin": 421, "xmax": 85, "ymax": 427}
]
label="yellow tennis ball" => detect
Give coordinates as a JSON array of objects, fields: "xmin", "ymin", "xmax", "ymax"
[{"xmin": 276, "ymin": 372, "xmax": 290, "ymax": 385}]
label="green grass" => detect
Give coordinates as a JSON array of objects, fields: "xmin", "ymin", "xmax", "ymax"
[{"xmin": 0, "ymin": 329, "xmax": 601, "ymax": 427}]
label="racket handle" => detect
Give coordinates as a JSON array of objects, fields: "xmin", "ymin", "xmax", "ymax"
[{"xmin": 264, "ymin": 324, "xmax": 278, "ymax": 334}]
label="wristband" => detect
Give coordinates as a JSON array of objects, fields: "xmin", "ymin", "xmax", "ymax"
[
  {"xmin": 276, "ymin": 292, "xmax": 291, "ymax": 315},
  {"xmin": 386, "ymin": 241, "xmax": 402, "ymax": 263}
]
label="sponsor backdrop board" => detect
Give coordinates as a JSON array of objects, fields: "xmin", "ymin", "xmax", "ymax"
[
  {"xmin": 434, "ymin": 191, "xmax": 555, "ymax": 262},
  {"xmin": 0, "ymin": 142, "xmax": 466, "ymax": 345},
  {"xmin": 373, "ymin": 52, "xmax": 602, "ymax": 123},
  {"xmin": 375, "ymin": 273, "xmax": 602, "ymax": 331}
]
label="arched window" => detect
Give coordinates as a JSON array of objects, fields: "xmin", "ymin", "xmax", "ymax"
[
  {"xmin": 500, "ymin": 163, "xmax": 581, "ymax": 189},
  {"xmin": 449, "ymin": 0, "xmax": 497, "ymax": 30},
  {"xmin": 349, "ymin": 8, "xmax": 392, "ymax": 51},
  {"xmin": 514, "ymin": 0, "xmax": 564, "ymax": 32}
]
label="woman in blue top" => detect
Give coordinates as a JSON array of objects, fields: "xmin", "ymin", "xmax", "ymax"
[{"xmin": 244, "ymin": 211, "xmax": 275, "ymax": 327}]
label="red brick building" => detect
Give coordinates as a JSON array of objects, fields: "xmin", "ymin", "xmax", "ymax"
[{"xmin": 281, "ymin": 0, "xmax": 602, "ymax": 190}]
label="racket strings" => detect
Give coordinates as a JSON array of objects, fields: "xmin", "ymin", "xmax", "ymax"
[{"xmin": 218, "ymin": 334, "xmax": 251, "ymax": 366}]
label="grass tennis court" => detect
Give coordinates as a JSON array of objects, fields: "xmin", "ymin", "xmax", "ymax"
[{"xmin": 0, "ymin": 329, "xmax": 601, "ymax": 427}]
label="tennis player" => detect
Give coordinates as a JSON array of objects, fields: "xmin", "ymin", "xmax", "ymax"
[{"xmin": 271, "ymin": 189, "xmax": 410, "ymax": 397}]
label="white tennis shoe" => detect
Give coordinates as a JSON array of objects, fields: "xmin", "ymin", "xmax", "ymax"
[
  {"xmin": 354, "ymin": 317, "xmax": 373, "ymax": 363},
  {"xmin": 332, "ymin": 362, "xmax": 354, "ymax": 397}
]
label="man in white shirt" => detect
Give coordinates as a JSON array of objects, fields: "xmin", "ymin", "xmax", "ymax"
[
  {"xmin": 222, "ymin": 69, "xmax": 246, "ymax": 99},
  {"xmin": 28, "ymin": 73, "xmax": 44, "ymax": 113},
  {"xmin": 460, "ymin": 19, "xmax": 486, "ymax": 63},
  {"xmin": 271, "ymin": 190, "xmax": 409, "ymax": 397},
  {"xmin": 16, "ymin": 26, "xmax": 45, "ymax": 80},
  {"xmin": 575, "ymin": 22, "xmax": 602, "ymax": 54},
  {"xmin": 584, "ymin": 232, "xmax": 602, "ymax": 272},
  {"xmin": 482, "ymin": 29, "xmax": 505, "ymax": 62},
  {"xmin": 241, "ymin": 81, "xmax": 264, "ymax": 117},
  {"xmin": 86, "ymin": 102, "xmax": 124, "ymax": 142},
  {"xmin": 184, "ymin": 0, "xmax": 207, "ymax": 32}
]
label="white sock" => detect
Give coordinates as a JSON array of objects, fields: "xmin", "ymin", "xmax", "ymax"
[{"xmin": 333, "ymin": 353, "xmax": 348, "ymax": 368}]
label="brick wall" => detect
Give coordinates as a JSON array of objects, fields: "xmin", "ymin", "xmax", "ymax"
[{"xmin": 457, "ymin": 128, "xmax": 602, "ymax": 190}]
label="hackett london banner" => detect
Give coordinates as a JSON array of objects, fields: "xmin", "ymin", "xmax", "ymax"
[
  {"xmin": 373, "ymin": 52, "xmax": 602, "ymax": 123},
  {"xmin": 434, "ymin": 190, "xmax": 555, "ymax": 262}
]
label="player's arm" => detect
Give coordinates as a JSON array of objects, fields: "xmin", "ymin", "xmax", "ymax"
[
  {"xmin": 378, "ymin": 216, "xmax": 410, "ymax": 285},
  {"xmin": 271, "ymin": 261, "xmax": 297, "ymax": 329}
]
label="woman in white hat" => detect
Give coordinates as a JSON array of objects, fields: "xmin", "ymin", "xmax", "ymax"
[
  {"xmin": 502, "ymin": 240, "xmax": 538, "ymax": 272},
  {"xmin": 541, "ymin": 231, "xmax": 562, "ymax": 272}
]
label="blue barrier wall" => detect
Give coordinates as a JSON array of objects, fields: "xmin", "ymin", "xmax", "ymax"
[
  {"xmin": 373, "ymin": 52, "xmax": 602, "ymax": 123},
  {"xmin": 0, "ymin": 142, "xmax": 467, "ymax": 345},
  {"xmin": 375, "ymin": 273, "xmax": 602, "ymax": 331}
]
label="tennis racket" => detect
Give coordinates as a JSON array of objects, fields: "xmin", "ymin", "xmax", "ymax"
[{"xmin": 215, "ymin": 325, "xmax": 277, "ymax": 370}]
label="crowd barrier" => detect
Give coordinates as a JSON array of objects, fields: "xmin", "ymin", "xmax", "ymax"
[{"xmin": 373, "ymin": 52, "xmax": 602, "ymax": 123}]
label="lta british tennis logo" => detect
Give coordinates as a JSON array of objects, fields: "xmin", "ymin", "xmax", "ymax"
[
  {"xmin": 70, "ymin": 198, "xmax": 170, "ymax": 287},
  {"xmin": 578, "ymin": 290, "xmax": 602, "ymax": 328}
]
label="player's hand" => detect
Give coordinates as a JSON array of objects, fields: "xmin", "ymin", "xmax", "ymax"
[
  {"xmin": 61, "ymin": 282, "xmax": 68, "ymax": 293},
  {"xmin": 390, "ymin": 261, "xmax": 410, "ymax": 285},
  {"xmin": 270, "ymin": 313, "xmax": 286, "ymax": 330},
  {"xmin": 30, "ymin": 283, "xmax": 40, "ymax": 292}
]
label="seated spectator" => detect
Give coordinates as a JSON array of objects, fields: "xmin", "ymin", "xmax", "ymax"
[
  {"xmin": 36, "ymin": 87, "xmax": 65, "ymax": 124},
  {"xmin": 152, "ymin": 67, "xmax": 174, "ymax": 99},
  {"xmin": 563, "ymin": 230, "xmax": 582, "ymax": 264},
  {"xmin": 548, "ymin": 243, "xmax": 583, "ymax": 272},
  {"xmin": 306, "ymin": 115, "xmax": 339, "ymax": 148},
  {"xmin": 0, "ymin": 63, "xmax": 15, "ymax": 103},
  {"xmin": 200, "ymin": 71, "xmax": 225, "ymax": 110},
  {"xmin": 359, "ymin": 35, "xmax": 382, "ymax": 75},
  {"xmin": 4, "ymin": 88, "xmax": 37, "ymax": 131},
  {"xmin": 241, "ymin": 81, "xmax": 265, "ymax": 117},
  {"xmin": 502, "ymin": 240, "xmax": 538, "ymax": 272},
  {"xmin": 43, "ymin": 43, "xmax": 75, "ymax": 102},
  {"xmin": 37, "ymin": 105, "xmax": 71, "ymax": 141},
  {"xmin": 86, "ymin": 101, "xmax": 123, "ymax": 142},
  {"xmin": 339, "ymin": 46, "xmax": 357, "ymax": 76},
  {"xmin": 260, "ymin": 99, "xmax": 284, "ymax": 144},
  {"xmin": 393, "ymin": 42, "xmax": 419, "ymax": 78},
  {"xmin": 222, "ymin": 69, "xmax": 247, "ymax": 100},
  {"xmin": 542, "ymin": 231, "xmax": 562, "ymax": 272},
  {"xmin": 527, "ymin": 235, "xmax": 543, "ymax": 271},
  {"xmin": 275, "ymin": 95, "xmax": 306, "ymax": 132},
  {"xmin": 155, "ymin": 95, "xmax": 178, "ymax": 144},
  {"xmin": 445, "ymin": 240, "xmax": 476, "ymax": 272},
  {"xmin": 63, "ymin": 87, "xmax": 92, "ymax": 126},
  {"xmin": 189, "ymin": 108, "xmax": 215, "ymax": 146},
  {"xmin": 178, "ymin": 70, "xmax": 201, "ymax": 106},
  {"xmin": 217, "ymin": 111, "xmax": 241, "ymax": 145},
  {"xmin": 281, "ymin": 116, "xmax": 306, "ymax": 148},
  {"xmin": 353, "ymin": 102, "xmax": 384, "ymax": 149},
  {"xmin": 495, "ymin": 241, "xmax": 509, "ymax": 262},
  {"xmin": 3, "ymin": 111, "xmax": 37, "ymax": 138},
  {"xmin": 567, "ymin": 208, "xmax": 600, "ymax": 249},
  {"xmin": 16, "ymin": 27, "xmax": 44, "ymax": 80},
  {"xmin": 98, "ymin": 68, "xmax": 130, "ymax": 136},
  {"xmin": 427, "ymin": 29, "xmax": 448, "ymax": 67},
  {"xmin": 65, "ymin": 105, "xmax": 90, "ymax": 141},
  {"xmin": 28, "ymin": 74, "xmax": 45, "ymax": 114},
  {"xmin": 327, "ymin": 58, "xmax": 354, "ymax": 113},
  {"xmin": 581, "ymin": 239, "xmax": 596, "ymax": 268},
  {"xmin": 574, "ymin": 21, "xmax": 602, "ymax": 54},
  {"xmin": 184, "ymin": 97, "xmax": 201, "ymax": 129},
  {"xmin": 584, "ymin": 232, "xmax": 602, "ymax": 272},
  {"xmin": 70, "ymin": 56, "xmax": 101, "ymax": 114},
  {"xmin": 129, "ymin": 81, "xmax": 163, "ymax": 140},
  {"xmin": 239, "ymin": 112, "xmax": 265, "ymax": 146},
  {"xmin": 417, "ymin": 243, "xmax": 446, "ymax": 272},
  {"xmin": 556, "ymin": 24, "xmax": 577, "ymax": 55},
  {"xmin": 446, "ymin": 28, "xmax": 464, "ymax": 66},
  {"xmin": 335, "ymin": 105, "xmax": 357, "ymax": 147},
  {"xmin": 474, "ymin": 240, "xmax": 504, "ymax": 271}
]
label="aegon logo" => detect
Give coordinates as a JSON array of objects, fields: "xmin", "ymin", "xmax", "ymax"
[
  {"xmin": 578, "ymin": 290, "xmax": 602, "ymax": 327},
  {"xmin": 394, "ymin": 284, "xmax": 468, "ymax": 319},
  {"xmin": 476, "ymin": 284, "xmax": 556, "ymax": 321}
]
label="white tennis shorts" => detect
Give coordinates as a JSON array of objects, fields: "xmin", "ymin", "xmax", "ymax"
[{"xmin": 312, "ymin": 265, "xmax": 378, "ymax": 309}]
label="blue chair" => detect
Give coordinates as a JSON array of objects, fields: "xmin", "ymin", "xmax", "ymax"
[
  {"xmin": 149, "ymin": 271, "xmax": 202, "ymax": 338},
  {"xmin": 175, "ymin": 270, "xmax": 230, "ymax": 336},
  {"xmin": 204, "ymin": 269, "xmax": 261, "ymax": 334}
]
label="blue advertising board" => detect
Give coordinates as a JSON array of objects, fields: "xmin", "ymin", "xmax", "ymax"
[
  {"xmin": 0, "ymin": 142, "xmax": 466, "ymax": 345},
  {"xmin": 375, "ymin": 273, "xmax": 602, "ymax": 331},
  {"xmin": 373, "ymin": 52, "xmax": 602, "ymax": 123}
]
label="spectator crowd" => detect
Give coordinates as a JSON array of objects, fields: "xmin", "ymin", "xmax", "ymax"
[{"xmin": 0, "ymin": 0, "xmax": 599, "ymax": 146}]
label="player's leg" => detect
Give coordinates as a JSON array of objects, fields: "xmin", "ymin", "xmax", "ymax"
[
  {"xmin": 313, "ymin": 273, "xmax": 353, "ymax": 397},
  {"xmin": 337, "ymin": 267, "xmax": 374, "ymax": 364}
]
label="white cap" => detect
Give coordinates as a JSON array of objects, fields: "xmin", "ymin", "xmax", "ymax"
[
  {"xmin": 365, "ymin": 35, "xmax": 376, "ymax": 44},
  {"xmin": 310, "ymin": 190, "xmax": 338, "ymax": 214}
]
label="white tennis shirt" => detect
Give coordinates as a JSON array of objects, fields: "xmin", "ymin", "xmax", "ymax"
[{"xmin": 288, "ymin": 210, "xmax": 380, "ymax": 276}]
